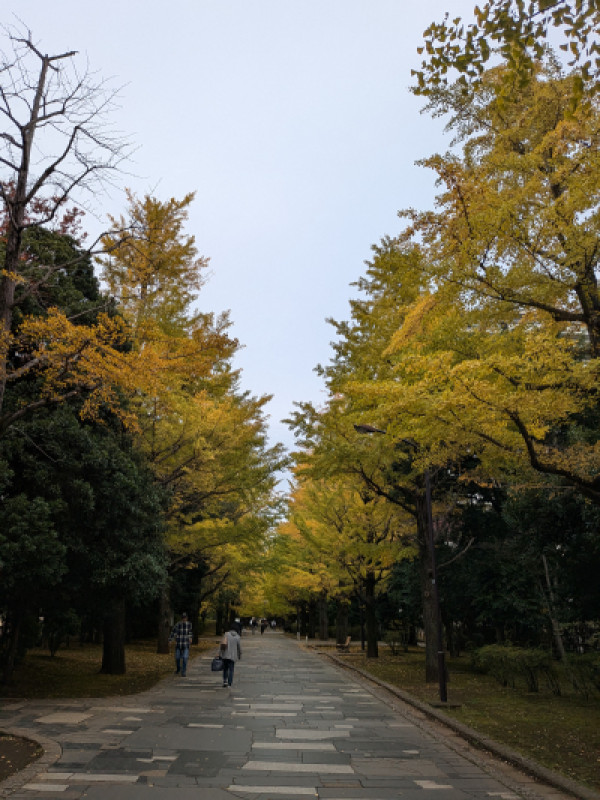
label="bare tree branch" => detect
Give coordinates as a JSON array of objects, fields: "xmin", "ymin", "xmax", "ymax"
[{"xmin": 0, "ymin": 23, "xmax": 131, "ymax": 422}]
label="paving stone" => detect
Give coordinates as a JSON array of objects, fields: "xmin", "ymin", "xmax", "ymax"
[
  {"xmin": 228, "ymin": 787, "xmax": 317, "ymax": 795},
  {"xmin": 167, "ymin": 749, "xmax": 229, "ymax": 777},
  {"xmin": 54, "ymin": 749, "xmax": 100, "ymax": 766},
  {"xmin": 22, "ymin": 783, "xmax": 69, "ymax": 792},
  {"xmin": 35, "ymin": 713, "xmax": 92, "ymax": 725},
  {"xmin": 243, "ymin": 760, "xmax": 353, "ymax": 773},
  {"xmin": 252, "ymin": 742, "xmax": 336, "ymax": 751},
  {"xmin": 86, "ymin": 748, "xmax": 156, "ymax": 772},
  {"xmin": 318, "ymin": 791, "xmax": 403, "ymax": 799},
  {"xmin": 353, "ymin": 756, "xmax": 444, "ymax": 777},
  {"xmin": 83, "ymin": 789, "xmax": 234, "ymax": 799},
  {"xmin": 89, "ymin": 707, "xmax": 155, "ymax": 714},
  {"xmin": 125, "ymin": 724, "xmax": 252, "ymax": 751},
  {"xmin": 275, "ymin": 729, "xmax": 350, "ymax": 740}
]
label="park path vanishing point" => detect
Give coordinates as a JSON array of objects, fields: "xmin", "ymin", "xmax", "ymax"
[{"xmin": 0, "ymin": 632, "xmax": 581, "ymax": 800}]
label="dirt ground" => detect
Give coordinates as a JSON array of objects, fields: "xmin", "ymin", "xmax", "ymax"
[{"xmin": 0, "ymin": 733, "xmax": 42, "ymax": 781}]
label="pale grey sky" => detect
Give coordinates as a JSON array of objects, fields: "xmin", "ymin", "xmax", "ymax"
[{"xmin": 8, "ymin": 1, "xmax": 476, "ymax": 470}]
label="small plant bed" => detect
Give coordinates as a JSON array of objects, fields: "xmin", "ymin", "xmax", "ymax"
[
  {"xmin": 0, "ymin": 640, "xmax": 213, "ymax": 699},
  {"xmin": 0, "ymin": 734, "xmax": 42, "ymax": 781},
  {"xmin": 346, "ymin": 648, "xmax": 600, "ymax": 791}
]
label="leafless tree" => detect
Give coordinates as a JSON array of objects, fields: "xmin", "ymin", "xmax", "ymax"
[{"xmin": 0, "ymin": 25, "xmax": 130, "ymax": 413}]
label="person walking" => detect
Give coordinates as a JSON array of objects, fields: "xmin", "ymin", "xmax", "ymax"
[
  {"xmin": 231, "ymin": 617, "xmax": 243, "ymax": 636},
  {"xmin": 219, "ymin": 624, "xmax": 242, "ymax": 688},
  {"xmin": 169, "ymin": 612, "xmax": 192, "ymax": 677}
]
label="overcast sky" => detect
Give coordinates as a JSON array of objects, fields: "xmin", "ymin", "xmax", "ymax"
[{"xmin": 8, "ymin": 1, "xmax": 477, "ymax": 477}]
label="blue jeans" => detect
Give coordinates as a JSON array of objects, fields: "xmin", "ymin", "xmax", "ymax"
[
  {"xmin": 175, "ymin": 647, "xmax": 189, "ymax": 676},
  {"xmin": 222, "ymin": 658, "xmax": 235, "ymax": 686}
]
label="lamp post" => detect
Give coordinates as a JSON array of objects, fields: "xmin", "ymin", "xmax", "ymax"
[{"xmin": 354, "ymin": 424, "xmax": 447, "ymax": 703}]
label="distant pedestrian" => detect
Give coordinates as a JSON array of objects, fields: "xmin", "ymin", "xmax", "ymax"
[
  {"xmin": 231, "ymin": 617, "xmax": 243, "ymax": 636},
  {"xmin": 219, "ymin": 625, "xmax": 242, "ymax": 687},
  {"xmin": 260, "ymin": 619, "xmax": 267, "ymax": 635},
  {"xmin": 169, "ymin": 612, "xmax": 192, "ymax": 677}
]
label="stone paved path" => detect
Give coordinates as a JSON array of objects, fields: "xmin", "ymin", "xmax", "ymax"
[{"xmin": 0, "ymin": 633, "xmax": 579, "ymax": 799}]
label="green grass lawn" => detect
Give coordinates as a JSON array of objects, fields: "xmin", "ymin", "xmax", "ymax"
[
  {"xmin": 339, "ymin": 648, "xmax": 600, "ymax": 791},
  {"xmin": 0, "ymin": 640, "xmax": 214, "ymax": 699}
]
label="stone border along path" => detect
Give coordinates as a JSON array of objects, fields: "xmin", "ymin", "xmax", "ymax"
[{"xmin": 0, "ymin": 632, "xmax": 596, "ymax": 800}]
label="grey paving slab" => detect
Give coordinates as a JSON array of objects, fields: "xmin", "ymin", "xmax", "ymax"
[
  {"xmin": 274, "ymin": 729, "xmax": 351, "ymax": 740},
  {"xmin": 35, "ymin": 712, "xmax": 93, "ymax": 725},
  {"xmin": 125, "ymin": 724, "xmax": 252, "ymax": 751},
  {"xmin": 0, "ymin": 633, "xmax": 584, "ymax": 800},
  {"xmin": 82, "ymin": 789, "xmax": 234, "ymax": 799},
  {"xmin": 228, "ymin": 787, "xmax": 318, "ymax": 796},
  {"xmin": 252, "ymin": 743, "xmax": 336, "ymax": 751},
  {"xmin": 317, "ymin": 791, "xmax": 407, "ymax": 799},
  {"xmin": 54, "ymin": 752, "xmax": 100, "ymax": 767}
]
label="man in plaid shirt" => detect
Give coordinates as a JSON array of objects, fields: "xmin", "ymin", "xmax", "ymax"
[{"xmin": 169, "ymin": 611, "xmax": 192, "ymax": 676}]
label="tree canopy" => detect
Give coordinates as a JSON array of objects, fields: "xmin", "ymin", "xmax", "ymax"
[{"xmin": 412, "ymin": 1, "xmax": 600, "ymax": 99}]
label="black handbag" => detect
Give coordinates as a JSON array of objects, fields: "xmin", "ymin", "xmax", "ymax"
[{"xmin": 211, "ymin": 655, "xmax": 224, "ymax": 671}]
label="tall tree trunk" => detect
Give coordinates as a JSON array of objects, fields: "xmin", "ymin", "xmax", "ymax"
[
  {"xmin": 365, "ymin": 571, "xmax": 379, "ymax": 658},
  {"xmin": 190, "ymin": 597, "xmax": 200, "ymax": 645},
  {"xmin": 299, "ymin": 602, "xmax": 308, "ymax": 637},
  {"xmin": 308, "ymin": 600, "xmax": 317, "ymax": 639},
  {"xmin": 359, "ymin": 599, "xmax": 365, "ymax": 651},
  {"xmin": 335, "ymin": 599, "xmax": 349, "ymax": 645},
  {"xmin": 101, "ymin": 596, "xmax": 126, "ymax": 674},
  {"xmin": 542, "ymin": 554, "xmax": 567, "ymax": 662},
  {"xmin": 417, "ymin": 472, "xmax": 447, "ymax": 699},
  {"xmin": 416, "ymin": 486, "xmax": 444, "ymax": 684},
  {"xmin": 318, "ymin": 593, "xmax": 328, "ymax": 640},
  {"xmin": 215, "ymin": 603, "xmax": 224, "ymax": 637},
  {"xmin": 224, "ymin": 601, "xmax": 230, "ymax": 634},
  {"xmin": 1, "ymin": 611, "xmax": 22, "ymax": 684},
  {"xmin": 417, "ymin": 508, "xmax": 437, "ymax": 681},
  {"xmin": 0, "ymin": 197, "xmax": 23, "ymax": 417},
  {"xmin": 447, "ymin": 622, "xmax": 460, "ymax": 658},
  {"xmin": 157, "ymin": 587, "xmax": 171, "ymax": 654},
  {"xmin": 0, "ymin": 53, "xmax": 51, "ymax": 415}
]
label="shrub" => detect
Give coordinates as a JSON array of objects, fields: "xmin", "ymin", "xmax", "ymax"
[
  {"xmin": 383, "ymin": 631, "xmax": 406, "ymax": 655},
  {"xmin": 472, "ymin": 645, "xmax": 557, "ymax": 693},
  {"xmin": 566, "ymin": 653, "xmax": 600, "ymax": 698}
]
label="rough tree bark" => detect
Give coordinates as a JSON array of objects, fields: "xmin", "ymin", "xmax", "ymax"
[
  {"xmin": 101, "ymin": 596, "xmax": 126, "ymax": 675},
  {"xmin": 416, "ymin": 486, "xmax": 442, "ymax": 684},
  {"xmin": 335, "ymin": 599, "xmax": 349, "ymax": 645},
  {"xmin": 157, "ymin": 587, "xmax": 172, "ymax": 655},
  {"xmin": 364, "ymin": 571, "xmax": 379, "ymax": 658},
  {"xmin": 318, "ymin": 593, "xmax": 328, "ymax": 640}
]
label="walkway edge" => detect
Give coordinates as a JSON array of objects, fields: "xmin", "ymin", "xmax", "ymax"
[{"xmin": 311, "ymin": 646, "xmax": 600, "ymax": 800}]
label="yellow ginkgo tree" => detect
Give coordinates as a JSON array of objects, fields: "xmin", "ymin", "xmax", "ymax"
[
  {"xmin": 271, "ymin": 465, "xmax": 415, "ymax": 657},
  {"xmin": 101, "ymin": 191, "xmax": 285, "ymax": 646},
  {"xmin": 393, "ymin": 60, "xmax": 600, "ymax": 502}
]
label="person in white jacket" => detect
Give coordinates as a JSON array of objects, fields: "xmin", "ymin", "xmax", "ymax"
[{"xmin": 219, "ymin": 626, "xmax": 242, "ymax": 687}]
